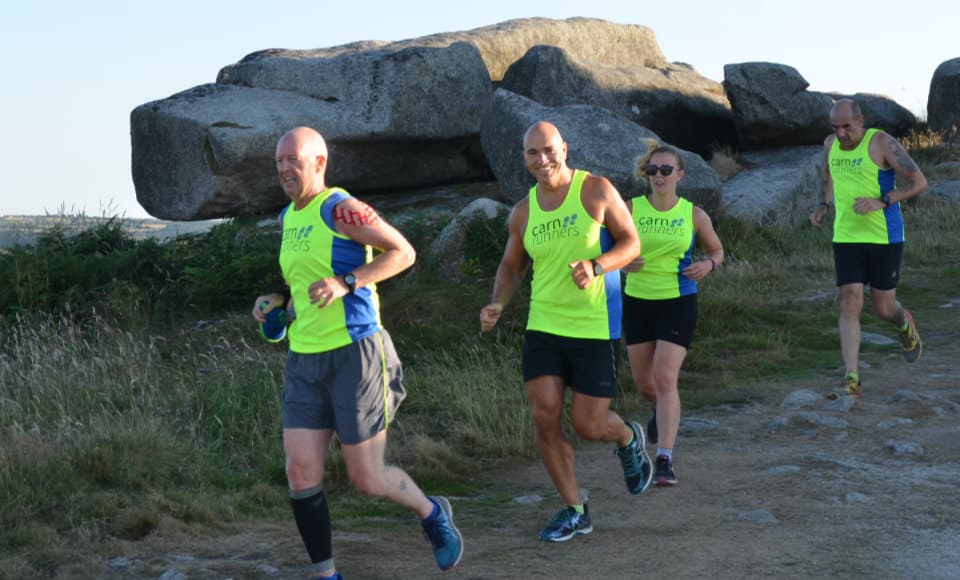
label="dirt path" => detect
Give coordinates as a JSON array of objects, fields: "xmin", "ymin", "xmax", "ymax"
[{"xmin": 82, "ymin": 324, "xmax": 959, "ymax": 580}]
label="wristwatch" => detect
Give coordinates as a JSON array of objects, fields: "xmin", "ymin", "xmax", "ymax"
[
  {"xmin": 591, "ymin": 259, "xmax": 604, "ymax": 276},
  {"xmin": 880, "ymin": 192, "xmax": 892, "ymax": 208},
  {"xmin": 342, "ymin": 272, "xmax": 357, "ymax": 294}
]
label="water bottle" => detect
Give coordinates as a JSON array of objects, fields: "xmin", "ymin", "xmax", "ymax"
[{"xmin": 259, "ymin": 300, "xmax": 287, "ymax": 343}]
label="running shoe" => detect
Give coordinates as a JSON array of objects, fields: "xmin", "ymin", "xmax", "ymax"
[
  {"xmin": 538, "ymin": 504, "xmax": 593, "ymax": 542},
  {"xmin": 827, "ymin": 374, "xmax": 863, "ymax": 400},
  {"xmin": 615, "ymin": 420, "xmax": 653, "ymax": 494},
  {"xmin": 421, "ymin": 496, "xmax": 463, "ymax": 571},
  {"xmin": 647, "ymin": 411, "xmax": 658, "ymax": 445},
  {"xmin": 899, "ymin": 309, "xmax": 923, "ymax": 363},
  {"xmin": 653, "ymin": 455, "xmax": 677, "ymax": 486}
]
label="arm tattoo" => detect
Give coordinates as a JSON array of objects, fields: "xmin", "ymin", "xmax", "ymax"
[
  {"xmin": 889, "ymin": 141, "xmax": 919, "ymax": 173},
  {"xmin": 334, "ymin": 202, "xmax": 381, "ymax": 227}
]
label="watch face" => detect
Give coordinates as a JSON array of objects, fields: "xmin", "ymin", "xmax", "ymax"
[{"xmin": 593, "ymin": 261, "xmax": 603, "ymax": 276}]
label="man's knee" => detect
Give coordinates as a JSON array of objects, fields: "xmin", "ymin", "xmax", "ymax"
[
  {"xmin": 286, "ymin": 457, "xmax": 324, "ymax": 490},
  {"xmin": 345, "ymin": 460, "xmax": 383, "ymax": 496},
  {"xmin": 529, "ymin": 399, "xmax": 563, "ymax": 428},
  {"xmin": 571, "ymin": 416, "xmax": 606, "ymax": 441}
]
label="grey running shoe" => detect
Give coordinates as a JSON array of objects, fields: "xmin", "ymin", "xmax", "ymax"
[
  {"xmin": 653, "ymin": 455, "xmax": 677, "ymax": 486},
  {"xmin": 899, "ymin": 309, "xmax": 922, "ymax": 363},
  {"xmin": 538, "ymin": 504, "xmax": 593, "ymax": 542},
  {"xmin": 421, "ymin": 496, "xmax": 463, "ymax": 571},
  {"xmin": 615, "ymin": 420, "xmax": 653, "ymax": 494}
]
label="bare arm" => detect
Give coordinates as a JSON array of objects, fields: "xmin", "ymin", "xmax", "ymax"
[
  {"xmin": 682, "ymin": 206, "xmax": 724, "ymax": 281},
  {"xmin": 810, "ymin": 136, "xmax": 835, "ymax": 227},
  {"xmin": 879, "ymin": 132, "xmax": 927, "ymax": 204},
  {"xmin": 570, "ymin": 176, "xmax": 640, "ymax": 288},
  {"xmin": 621, "ymin": 198, "xmax": 645, "ymax": 273},
  {"xmin": 480, "ymin": 201, "xmax": 531, "ymax": 333},
  {"xmin": 308, "ymin": 198, "xmax": 415, "ymax": 308},
  {"xmin": 480, "ymin": 198, "xmax": 530, "ymax": 332}
]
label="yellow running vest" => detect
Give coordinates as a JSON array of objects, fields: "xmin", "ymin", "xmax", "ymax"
[
  {"xmin": 830, "ymin": 128, "xmax": 904, "ymax": 244},
  {"xmin": 624, "ymin": 196, "xmax": 696, "ymax": 300},
  {"xmin": 523, "ymin": 170, "xmax": 621, "ymax": 340},
  {"xmin": 278, "ymin": 188, "xmax": 380, "ymax": 353}
]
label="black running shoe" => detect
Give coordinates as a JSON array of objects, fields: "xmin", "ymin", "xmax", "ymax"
[{"xmin": 653, "ymin": 455, "xmax": 677, "ymax": 486}]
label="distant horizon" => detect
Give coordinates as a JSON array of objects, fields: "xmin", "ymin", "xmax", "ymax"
[{"xmin": 3, "ymin": 1, "xmax": 955, "ymax": 219}]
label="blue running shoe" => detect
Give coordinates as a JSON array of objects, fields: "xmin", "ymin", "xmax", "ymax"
[
  {"xmin": 538, "ymin": 504, "xmax": 592, "ymax": 542},
  {"xmin": 615, "ymin": 420, "xmax": 653, "ymax": 494},
  {"xmin": 421, "ymin": 496, "xmax": 463, "ymax": 571}
]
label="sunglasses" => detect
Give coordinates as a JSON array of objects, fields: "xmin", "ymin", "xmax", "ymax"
[{"xmin": 643, "ymin": 164, "xmax": 675, "ymax": 177}]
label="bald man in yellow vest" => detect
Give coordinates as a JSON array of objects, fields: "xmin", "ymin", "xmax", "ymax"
[
  {"xmin": 253, "ymin": 127, "xmax": 462, "ymax": 578},
  {"xmin": 810, "ymin": 99, "xmax": 926, "ymax": 400},
  {"xmin": 481, "ymin": 121, "xmax": 649, "ymax": 543}
]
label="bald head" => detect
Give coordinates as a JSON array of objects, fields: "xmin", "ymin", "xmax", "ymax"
[
  {"xmin": 829, "ymin": 98, "xmax": 866, "ymax": 149},
  {"xmin": 277, "ymin": 126, "xmax": 328, "ymax": 159},
  {"xmin": 830, "ymin": 98, "xmax": 863, "ymax": 121},
  {"xmin": 522, "ymin": 121, "xmax": 570, "ymax": 186},
  {"xmin": 275, "ymin": 126, "xmax": 329, "ymax": 204},
  {"xmin": 523, "ymin": 121, "xmax": 563, "ymax": 150}
]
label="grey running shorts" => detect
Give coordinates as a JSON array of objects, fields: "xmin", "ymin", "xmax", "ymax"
[{"xmin": 282, "ymin": 330, "xmax": 406, "ymax": 444}]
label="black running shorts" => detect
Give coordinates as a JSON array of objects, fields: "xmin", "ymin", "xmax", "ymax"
[
  {"xmin": 833, "ymin": 242, "xmax": 903, "ymax": 290},
  {"xmin": 522, "ymin": 330, "xmax": 620, "ymax": 398},
  {"xmin": 622, "ymin": 293, "xmax": 698, "ymax": 349}
]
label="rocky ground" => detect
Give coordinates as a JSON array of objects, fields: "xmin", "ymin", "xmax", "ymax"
[{"xmin": 54, "ymin": 312, "xmax": 959, "ymax": 580}]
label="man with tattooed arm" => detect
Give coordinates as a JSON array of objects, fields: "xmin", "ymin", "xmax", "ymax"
[{"xmin": 810, "ymin": 99, "xmax": 927, "ymax": 400}]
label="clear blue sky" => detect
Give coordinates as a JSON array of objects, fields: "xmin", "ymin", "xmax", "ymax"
[{"xmin": 2, "ymin": 0, "xmax": 954, "ymax": 219}]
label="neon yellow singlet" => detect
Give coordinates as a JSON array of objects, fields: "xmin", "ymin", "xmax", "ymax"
[
  {"xmin": 278, "ymin": 188, "xmax": 380, "ymax": 354},
  {"xmin": 624, "ymin": 196, "xmax": 696, "ymax": 300},
  {"xmin": 523, "ymin": 170, "xmax": 621, "ymax": 340},
  {"xmin": 830, "ymin": 128, "xmax": 904, "ymax": 244}
]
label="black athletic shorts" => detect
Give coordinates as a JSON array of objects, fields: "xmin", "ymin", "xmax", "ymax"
[
  {"xmin": 833, "ymin": 242, "xmax": 903, "ymax": 290},
  {"xmin": 521, "ymin": 330, "xmax": 620, "ymax": 398},
  {"xmin": 622, "ymin": 293, "xmax": 698, "ymax": 349}
]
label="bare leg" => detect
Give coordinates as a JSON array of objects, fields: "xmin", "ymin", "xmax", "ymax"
[
  {"xmin": 570, "ymin": 392, "xmax": 632, "ymax": 446},
  {"xmin": 838, "ymin": 283, "xmax": 864, "ymax": 376},
  {"xmin": 525, "ymin": 375, "xmax": 581, "ymax": 506},
  {"xmin": 870, "ymin": 287, "xmax": 903, "ymax": 326},
  {"xmin": 650, "ymin": 341, "xmax": 688, "ymax": 450},
  {"xmin": 340, "ymin": 430, "xmax": 433, "ymax": 518},
  {"xmin": 284, "ymin": 427, "xmax": 335, "ymax": 489},
  {"xmin": 627, "ymin": 342, "xmax": 657, "ymax": 405}
]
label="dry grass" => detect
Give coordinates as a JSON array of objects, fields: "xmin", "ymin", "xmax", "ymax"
[{"xmin": 710, "ymin": 146, "xmax": 744, "ymax": 182}]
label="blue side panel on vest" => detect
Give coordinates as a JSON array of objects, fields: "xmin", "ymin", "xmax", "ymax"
[
  {"xmin": 878, "ymin": 168, "xmax": 904, "ymax": 243},
  {"xmin": 677, "ymin": 232, "xmax": 698, "ymax": 296},
  {"xmin": 599, "ymin": 227, "xmax": 622, "ymax": 339}
]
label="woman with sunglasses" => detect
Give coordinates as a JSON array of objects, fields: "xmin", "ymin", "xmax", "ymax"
[{"xmin": 622, "ymin": 141, "xmax": 724, "ymax": 486}]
